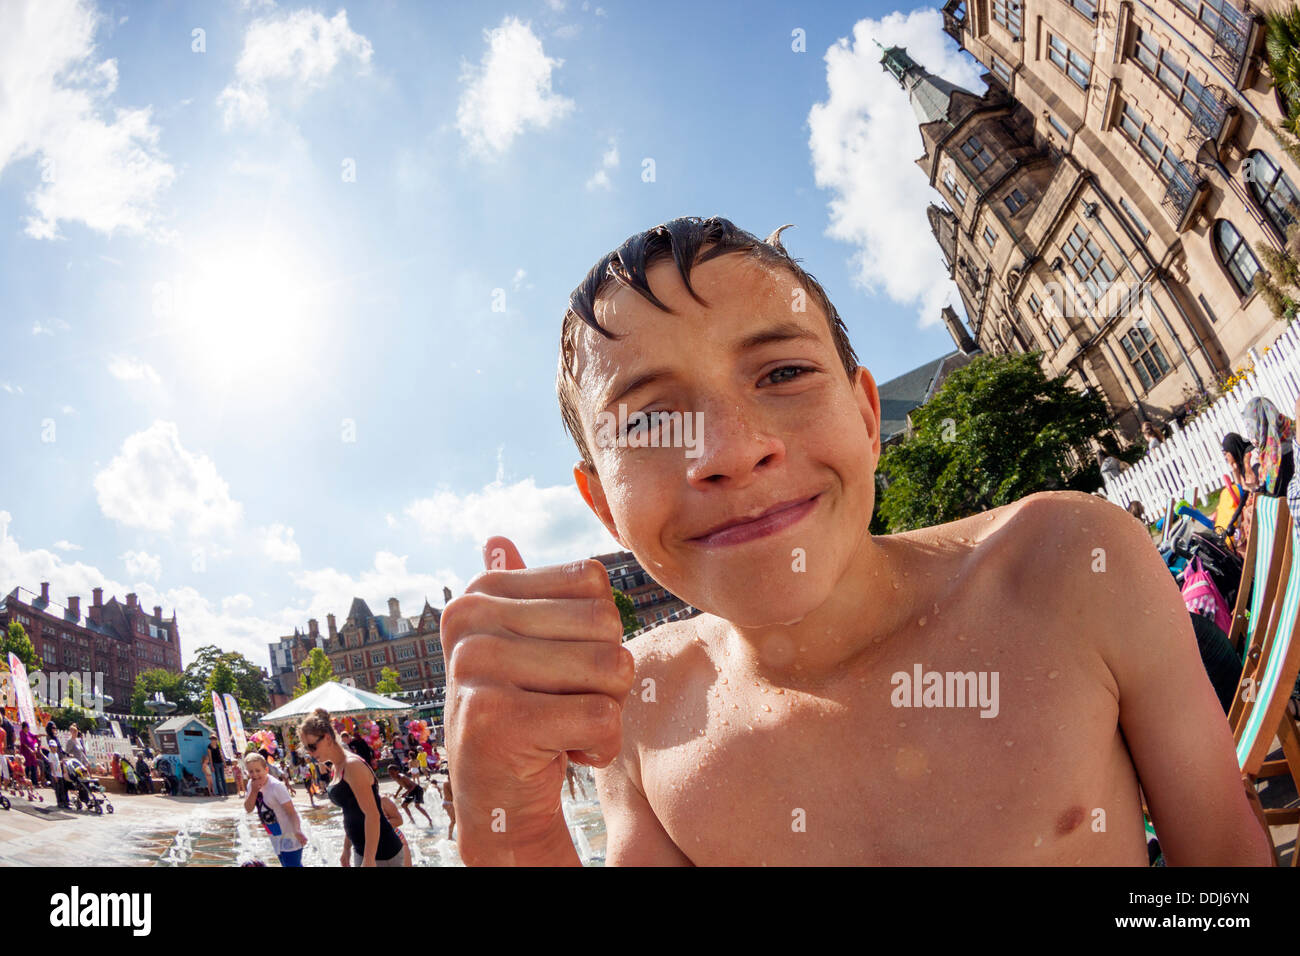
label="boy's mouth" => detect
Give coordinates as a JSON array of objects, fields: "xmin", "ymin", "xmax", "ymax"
[{"xmin": 687, "ymin": 493, "xmax": 821, "ymax": 547}]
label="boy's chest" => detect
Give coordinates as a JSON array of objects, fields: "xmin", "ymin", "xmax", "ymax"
[{"xmin": 637, "ymin": 618, "xmax": 1144, "ymax": 865}]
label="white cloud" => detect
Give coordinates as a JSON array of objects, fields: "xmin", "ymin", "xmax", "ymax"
[
  {"xmin": 585, "ymin": 139, "xmax": 618, "ymax": 191},
  {"xmin": 59, "ymin": 405, "xmax": 75, "ymax": 415},
  {"xmin": 2, "ymin": 383, "xmax": 23, "ymax": 395},
  {"xmin": 107, "ymin": 355, "xmax": 161, "ymax": 384},
  {"xmin": 808, "ymin": 10, "xmax": 984, "ymax": 328},
  {"xmin": 261, "ymin": 523, "xmax": 301, "ymax": 563},
  {"xmin": 511, "ymin": 267, "xmax": 530, "ymax": 290},
  {"xmin": 457, "ymin": 17, "xmax": 575, "ymax": 157},
  {"xmin": 94, "ymin": 421, "xmax": 243, "ymax": 537},
  {"xmin": 53, "ymin": 540, "xmax": 82, "ymax": 552},
  {"xmin": 219, "ymin": 8, "xmax": 373, "ymax": 128},
  {"xmin": 0, "ymin": 0, "xmax": 174, "ymax": 239},
  {"xmin": 222, "ymin": 594, "xmax": 254, "ymax": 613},
  {"xmin": 290, "ymin": 552, "xmax": 466, "ymax": 626},
  {"xmin": 404, "ymin": 476, "xmax": 618, "ymax": 567},
  {"xmin": 122, "ymin": 549, "xmax": 162, "ymax": 581}
]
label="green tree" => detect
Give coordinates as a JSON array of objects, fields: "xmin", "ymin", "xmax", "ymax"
[
  {"xmin": 1, "ymin": 621, "xmax": 43, "ymax": 673},
  {"xmin": 202, "ymin": 660, "xmax": 237, "ymax": 715},
  {"xmin": 1267, "ymin": 7, "xmax": 1300, "ymax": 134},
  {"xmin": 294, "ymin": 647, "xmax": 335, "ymax": 698},
  {"xmin": 375, "ymin": 667, "xmax": 401, "ymax": 695},
  {"xmin": 130, "ymin": 668, "xmax": 193, "ymax": 716},
  {"xmin": 183, "ymin": 645, "xmax": 268, "ymax": 714},
  {"xmin": 875, "ymin": 351, "xmax": 1110, "ymax": 532},
  {"xmin": 612, "ymin": 589, "xmax": 640, "ymax": 638}
]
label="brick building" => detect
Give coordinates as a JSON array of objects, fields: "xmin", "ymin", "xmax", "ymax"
[
  {"xmin": 594, "ymin": 550, "xmax": 698, "ymax": 631},
  {"xmin": 0, "ymin": 581, "xmax": 182, "ymax": 715},
  {"xmin": 892, "ymin": 0, "xmax": 1300, "ymax": 443}
]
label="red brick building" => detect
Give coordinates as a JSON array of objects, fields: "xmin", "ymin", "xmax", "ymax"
[
  {"xmin": 594, "ymin": 550, "xmax": 697, "ymax": 632},
  {"xmin": 0, "ymin": 581, "xmax": 182, "ymax": 715}
]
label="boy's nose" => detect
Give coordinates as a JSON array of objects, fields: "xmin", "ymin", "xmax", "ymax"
[{"xmin": 685, "ymin": 404, "xmax": 786, "ymax": 486}]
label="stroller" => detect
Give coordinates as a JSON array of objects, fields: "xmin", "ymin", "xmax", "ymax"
[{"xmin": 64, "ymin": 757, "xmax": 114, "ymax": 814}]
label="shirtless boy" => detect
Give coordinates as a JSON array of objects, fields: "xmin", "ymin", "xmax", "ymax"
[{"xmin": 443, "ymin": 216, "xmax": 1272, "ymax": 866}]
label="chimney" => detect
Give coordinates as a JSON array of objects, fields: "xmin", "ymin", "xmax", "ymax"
[
  {"xmin": 442, "ymin": 586, "xmax": 452, "ymax": 605},
  {"xmin": 92, "ymin": 587, "xmax": 103, "ymax": 607},
  {"xmin": 327, "ymin": 613, "xmax": 337, "ymax": 640},
  {"xmin": 154, "ymin": 605, "xmax": 162, "ymax": 620},
  {"xmin": 67, "ymin": 596, "xmax": 80, "ymax": 619},
  {"xmin": 388, "ymin": 597, "xmax": 401, "ymax": 620},
  {"xmin": 126, "ymin": 593, "xmax": 137, "ymax": 608},
  {"xmin": 40, "ymin": 582, "xmax": 50, "ymax": 603},
  {"xmin": 309, "ymin": 618, "xmax": 319, "ymax": 638}
]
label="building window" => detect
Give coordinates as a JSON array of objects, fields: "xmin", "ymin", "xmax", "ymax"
[
  {"xmin": 1004, "ymin": 187, "xmax": 1029, "ymax": 213},
  {"xmin": 983, "ymin": 224, "xmax": 998, "ymax": 248},
  {"xmin": 351, "ymin": 653, "xmax": 364, "ymax": 670},
  {"xmin": 1118, "ymin": 103, "xmax": 1181, "ymax": 184},
  {"xmin": 943, "ymin": 170, "xmax": 967, "ymax": 206},
  {"xmin": 1027, "ymin": 292, "xmax": 1065, "ymax": 349},
  {"xmin": 1062, "ymin": 224, "xmax": 1117, "ymax": 303},
  {"xmin": 961, "ymin": 135, "xmax": 994, "ymax": 173},
  {"xmin": 370, "ymin": 650, "xmax": 386, "ymax": 665},
  {"xmin": 1047, "ymin": 34, "xmax": 1090, "ymax": 89},
  {"xmin": 425, "ymin": 639, "xmax": 441, "ymax": 655},
  {"xmin": 991, "ymin": 0, "xmax": 1022, "ymax": 36},
  {"xmin": 1246, "ymin": 150, "xmax": 1300, "ymax": 236},
  {"xmin": 1063, "ymin": 0, "xmax": 1097, "ymax": 19},
  {"xmin": 1214, "ymin": 219, "xmax": 1261, "ymax": 296},
  {"xmin": 1120, "ymin": 323, "xmax": 1172, "ymax": 389},
  {"xmin": 990, "ymin": 55, "xmax": 1013, "ymax": 85},
  {"xmin": 1175, "ymin": 0, "xmax": 1235, "ymax": 34},
  {"xmin": 1119, "ymin": 197, "xmax": 1151, "ymax": 238},
  {"xmin": 400, "ymin": 666, "xmax": 419, "ymax": 681},
  {"xmin": 432, "ymin": 661, "xmax": 445, "ymax": 675},
  {"xmin": 396, "ymin": 644, "xmax": 415, "ymax": 660},
  {"xmin": 1132, "ymin": 28, "xmax": 1218, "ymax": 117}
]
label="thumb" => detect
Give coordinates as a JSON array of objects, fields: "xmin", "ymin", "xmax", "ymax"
[{"xmin": 482, "ymin": 535, "xmax": 526, "ymax": 572}]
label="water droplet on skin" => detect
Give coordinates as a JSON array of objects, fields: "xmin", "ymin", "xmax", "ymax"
[
  {"xmin": 873, "ymin": 636, "xmax": 883, "ymax": 644},
  {"xmin": 774, "ymin": 688, "xmax": 784, "ymax": 695},
  {"xmin": 918, "ymin": 617, "xmax": 927, "ymax": 627},
  {"xmin": 898, "ymin": 721, "xmax": 906, "ymax": 727},
  {"xmin": 760, "ymin": 686, "xmax": 767, "ymax": 694},
  {"xmin": 892, "ymin": 581, "xmax": 901, "ymax": 590},
  {"xmin": 933, "ymin": 603, "xmax": 940, "ymax": 615},
  {"xmin": 1048, "ymin": 670, "xmax": 1059, "ymax": 679},
  {"xmin": 956, "ymin": 633, "xmax": 966, "ymax": 641},
  {"xmin": 746, "ymin": 725, "xmax": 754, "ymax": 731},
  {"xmin": 1005, "ymin": 740, "xmax": 1015, "ymax": 747},
  {"xmin": 1033, "ymin": 836, "xmax": 1043, "ymax": 847},
  {"xmin": 720, "ymin": 677, "xmax": 728, "ymax": 684},
  {"xmin": 732, "ymin": 703, "xmax": 739, "ymax": 709},
  {"xmin": 762, "ymin": 704, "xmax": 771, "ymax": 712},
  {"xmin": 1024, "ymin": 676, "xmax": 1033, "ymax": 682},
  {"xmin": 720, "ymin": 718, "xmax": 728, "ymax": 725}
]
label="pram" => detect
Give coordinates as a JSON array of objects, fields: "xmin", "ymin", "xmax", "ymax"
[{"xmin": 64, "ymin": 757, "xmax": 114, "ymax": 814}]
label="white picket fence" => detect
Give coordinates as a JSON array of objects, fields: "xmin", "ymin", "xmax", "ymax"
[{"xmin": 1099, "ymin": 322, "xmax": 1300, "ymax": 517}]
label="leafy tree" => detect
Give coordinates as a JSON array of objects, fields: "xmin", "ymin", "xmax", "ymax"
[
  {"xmin": 875, "ymin": 351, "xmax": 1110, "ymax": 532},
  {"xmin": 1267, "ymin": 8, "xmax": 1300, "ymax": 134},
  {"xmin": 1, "ymin": 622, "xmax": 43, "ymax": 673},
  {"xmin": 183, "ymin": 645, "xmax": 268, "ymax": 714},
  {"xmin": 202, "ymin": 660, "xmax": 237, "ymax": 715},
  {"xmin": 375, "ymin": 667, "xmax": 401, "ymax": 695},
  {"xmin": 612, "ymin": 589, "xmax": 640, "ymax": 637},
  {"xmin": 130, "ymin": 668, "xmax": 193, "ymax": 716},
  {"xmin": 294, "ymin": 648, "xmax": 335, "ymax": 698}
]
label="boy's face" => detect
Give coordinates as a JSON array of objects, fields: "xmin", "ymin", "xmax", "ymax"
[
  {"xmin": 571, "ymin": 252, "xmax": 882, "ymax": 627},
  {"xmin": 248, "ymin": 763, "xmax": 268, "ymax": 785}
]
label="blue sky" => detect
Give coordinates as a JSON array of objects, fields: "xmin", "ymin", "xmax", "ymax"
[{"xmin": 0, "ymin": 0, "xmax": 985, "ymax": 668}]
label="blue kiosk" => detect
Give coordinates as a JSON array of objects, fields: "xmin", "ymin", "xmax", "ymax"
[{"xmin": 151, "ymin": 715, "xmax": 214, "ymax": 791}]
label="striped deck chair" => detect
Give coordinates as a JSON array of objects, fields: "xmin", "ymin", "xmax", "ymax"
[
  {"xmin": 1234, "ymin": 526, "xmax": 1300, "ymax": 865},
  {"xmin": 1226, "ymin": 495, "xmax": 1289, "ymax": 732}
]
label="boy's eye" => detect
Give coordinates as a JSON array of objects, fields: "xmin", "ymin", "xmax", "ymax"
[
  {"xmin": 763, "ymin": 365, "xmax": 812, "ymax": 385},
  {"xmin": 624, "ymin": 410, "xmax": 668, "ymax": 436}
]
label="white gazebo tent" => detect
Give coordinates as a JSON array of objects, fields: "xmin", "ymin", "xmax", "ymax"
[{"xmin": 258, "ymin": 681, "xmax": 410, "ymax": 726}]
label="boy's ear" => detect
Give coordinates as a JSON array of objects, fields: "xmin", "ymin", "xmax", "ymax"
[
  {"xmin": 573, "ymin": 461, "xmax": 627, "ymax": 548},
  {"xmin": 852, "ymin": 366, "xmax": 882, "ymax": 460}
]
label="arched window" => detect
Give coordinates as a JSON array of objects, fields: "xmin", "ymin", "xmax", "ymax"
[
  {"xmin": 1213, "ymin": 219, "xmax": 1260, "ymax": 296},
  {"xmin": 1246, "ymin": 149, "xmax": 1300, "ymax": 236}
]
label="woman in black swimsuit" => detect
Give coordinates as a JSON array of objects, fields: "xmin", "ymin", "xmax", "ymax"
[{"xmin": 298, "ymin": 708, "xmax": 405, "ymax": 867}]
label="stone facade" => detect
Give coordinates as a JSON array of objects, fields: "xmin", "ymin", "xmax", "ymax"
[
  {"xmin": 594, "ymin": 550, "xmax": 697, "ymax": 629},
  {"xmin": 893, "ymin": 0, "xmax": 1300, "ymax": 442}
]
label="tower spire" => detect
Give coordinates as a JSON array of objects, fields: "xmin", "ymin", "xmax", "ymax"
[{"xmin": 879, "ymin": 45, "xmax": 970, "ymax": 127}]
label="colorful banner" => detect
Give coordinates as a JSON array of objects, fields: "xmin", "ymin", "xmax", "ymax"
[
  {"xmin": 7, "ymin": 655, "xmax": 37, "ymax": 733},
  {"xmin": 211, "ymin": 691, "xmax": 235, "ymax": 762},
  {"xmin": 223, "ymin": 693, "xmax": 247, "ymax": 754}
]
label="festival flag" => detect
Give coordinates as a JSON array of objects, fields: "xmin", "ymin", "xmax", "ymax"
[
  {"xmin": 223, "ymin": 693, "xmax": 247, "ymax": 754},
  {"xmin": 8, "ymin": 654, "xmax": 37, "ymax": 734},
  {"xmin": 211, "ymin": 691, "xmax": 235, "ymax": 762}
]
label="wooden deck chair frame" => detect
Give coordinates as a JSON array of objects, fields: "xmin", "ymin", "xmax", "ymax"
[
  {"xmin": 1233, "ymin": 524, "xmax": 1300, "ymax": 865},
  {"xmin": 1226, "ymin": 495, "xmax": 1289, "ymax": 733}
]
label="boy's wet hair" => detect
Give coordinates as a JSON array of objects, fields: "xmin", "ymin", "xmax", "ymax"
[{"xmin": 556, "ymin": 216, "xmax": 860, "ymax": 473}]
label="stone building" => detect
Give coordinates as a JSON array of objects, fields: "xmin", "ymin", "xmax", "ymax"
[
  {"xmin": 594, "ymin": 550, "xmax": 698, "ymax": 630},
  {"xmin": 891, "ymin": 0, "xmax": 1300, "ymax": 441},
  {"xmin": 0, "ymin": 582, "xmax": 182, "ymax": 715}
]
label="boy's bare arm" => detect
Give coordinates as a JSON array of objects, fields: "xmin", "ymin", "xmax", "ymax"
[
  {"xmin": 595, "ymin": 751, "xmax": 693, "ymax": 866},
  {"xmin": 1066, "ymin": 494, "xmax": 1274, "ymax": 865}
]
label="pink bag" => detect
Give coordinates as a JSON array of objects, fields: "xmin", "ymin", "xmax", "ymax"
[{"xmin": 1181, "ymin": 557, "xmax": 1232, "ymax": 635}]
